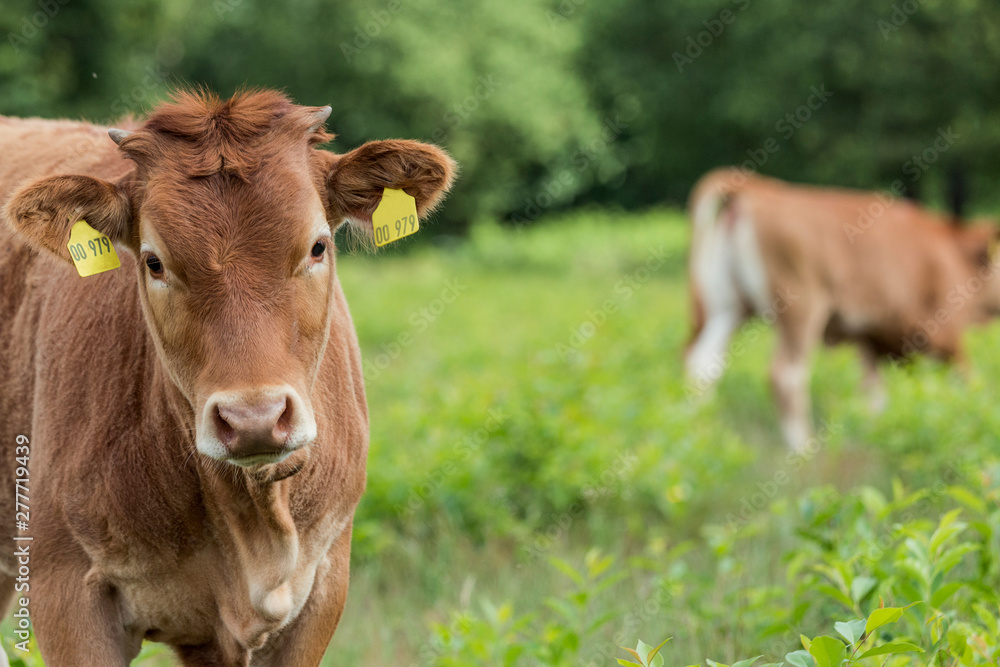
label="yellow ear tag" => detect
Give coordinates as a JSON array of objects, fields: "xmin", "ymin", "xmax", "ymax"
[
  {"xmin": 67, "ymin": 220, "xmax": 121, "ymax": 277},
  {"xmin": 371, "ymin": 188, "xmax": 419, "ymax": 247}
]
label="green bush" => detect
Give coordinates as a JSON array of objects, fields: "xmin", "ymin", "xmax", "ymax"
[{"xmin": 424, "ymin": 486, "xmax": 1000, "ymax": 666}]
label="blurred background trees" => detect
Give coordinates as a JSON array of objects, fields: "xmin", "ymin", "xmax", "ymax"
[{"xmin": 2, "ymin": 0, "xmax": 1000, "ymax": 233}]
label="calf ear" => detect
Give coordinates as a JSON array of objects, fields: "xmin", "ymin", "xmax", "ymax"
[
  {"xmin": 323, "ymin": 140, "xmax": 456, "ymax": 233},
  {"xmin": 4, "ymin": 174, "xmax": 134, "ymax": 263}
]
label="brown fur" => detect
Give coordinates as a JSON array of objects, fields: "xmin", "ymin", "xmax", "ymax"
[
  {"xmin": 685, "ymin": 167, "xmax": 1000, "ymax": 449},
  {"xmin": 0, "ymin": 89, "xmax": 455, "ymax": 665}
]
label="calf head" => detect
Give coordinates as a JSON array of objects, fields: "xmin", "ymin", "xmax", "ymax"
[
  {"xmin": 954, "ymin": 221, "xmax": 1000, "ymax": 321},
  {"xmin": 5, "ymin": 90, "xmax": 455, "ymax": 470}
]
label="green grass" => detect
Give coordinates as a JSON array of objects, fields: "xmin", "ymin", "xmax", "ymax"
[
  {"xmin": 329, "ymin": 208, "xmax": 1000, "ymax": 664},
  {"xmin": 5, "ymin": 208, "xmax": 1000, "ymax": 665}
]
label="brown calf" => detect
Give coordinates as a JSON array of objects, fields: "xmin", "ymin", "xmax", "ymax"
[
  {"xmin": 685, "ymin": 167, "xmax": 1000, "ymax": 450},
  {"xmin": 0, "ymin": 90, "xmax": 454, "ymax": 666}
]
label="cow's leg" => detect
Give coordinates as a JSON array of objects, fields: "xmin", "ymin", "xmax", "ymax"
[
  {"xmin": 685, "ymin": 310, "xmax": 744, "ymax": 396},
  {"xmin": 175, "ymin": 639, "xmax": 249, "ymax": 667},
  {"xmin": 771, "ymin": 306, "xmax": 826, "ymax": 452},
  {"xmin": 32, "ymin": 567, "xmax": 136, "ymax": 667},
  {"xmin": 250, "ymin": 524, "xmax": 352, "ymax": 667},
  {"xmin": 858, "ymin": 344, "xmax": 887, "ymax": 413},
  {"xmin": 0, "ymin": 575, "xmax": 15, "ymax": 616}
]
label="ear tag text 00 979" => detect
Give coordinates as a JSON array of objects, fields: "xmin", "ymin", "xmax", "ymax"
[
  {"xmin": 371, "ymin": 188, "xmax": 418, "ymax": 247},
  {"xmin": 67, "ymin": 220, "xmax": 121, "ymax": 277}
]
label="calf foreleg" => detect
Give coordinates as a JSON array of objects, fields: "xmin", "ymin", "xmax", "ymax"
[{"xmin": 33, "ymin": 567, "xmax": 138, "ymax": 667}]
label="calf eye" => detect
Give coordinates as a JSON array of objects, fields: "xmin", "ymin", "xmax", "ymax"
[
  {"xmin": 145, "ymin": 254, "xmax": 164, "ymax": 277},
  {"xmin": 311, "ymin": 240, "xmax": 327, "ymax": 259}
]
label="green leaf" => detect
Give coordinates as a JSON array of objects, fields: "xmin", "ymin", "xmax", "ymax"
[
  {"xmin": 864, "ymin": 602, "xmax": 920, "ymax": 636},
  {"xmin": 544, "ymin": 597, "xmax": 576, "ymax": 623},
  {"xmin": 930, "ymin": 582, "xmax": 965, "ymax": 608},
  {"xmin": 856, "ymin": 642, "xmax": 924, "ymax": 659},
  {"xmin": 731, "ymin": 656, "xmax": 763, "ymax": 667},
  {"xmin": 814, "ymin": 584, "xmax": 855, "ymax": 610},
  {"xmin": 586, "ymin": 609, "xmax": 621, "ymax": 634},
  {"xmin": 548, "ymin": 557, "xmax": 585, "ymax": 586},
  {"xmin": 784, "ymin": 649, "xmax": 816, "ymax": 667},
  {"xmin": 946, "ymin": 486, "xmax": 986, "ymax": 514},
  {"xmin": 834, "ymin": 619, "xmax": 866, "ymax": 645},
  {"xmin": 808, "ymin": 636, "xmax": 846, "ymax": 667},
  {"xmin": 934, "ymin": 543, "xmax": 979, "ymax": 577},
  {"xmin": 973, "ymin": 602, "xmax": 999, "ymax": 635},
  {"xmin": 637, "ymin": 639, "xmax": 655, "ymax": 665},
  {"xmin": 645, "ymin": 638, "xmax": 672, "ymax": 663},
  {"xmin": 504, "ymin": 644, "xmax": 525, "ymax": 664},
  {"xmin": 585, "ymin": 550, "xmax": 615, "ymax": 579},
  {"xmin": 618, "ymin": 660, "xmax": 642, "ymax": 666},
  {"xmin": 850, "ymin": 576, "xmax": 877, "ymax": 604},
  {"xmin": 619, "ymin": 647, "xmax": 643, "ymax": 664},
  {"xmin": 593, "ymin": 570, "xmax": 630, "ymax": 595},
  {"xmin": 929, "ymin": 509, "xmax": 965, "ymax": 554}
]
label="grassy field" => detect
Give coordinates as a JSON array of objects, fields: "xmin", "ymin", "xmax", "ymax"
[{"xmin": 5, "ymin": 209, "xmax": 1000, "ymax": 665}]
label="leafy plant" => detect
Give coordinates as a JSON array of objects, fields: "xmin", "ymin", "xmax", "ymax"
[
  {"xmin": 618, "ymin": 638, "xmax": 670, "ymax": 667},
  {"xmin": 623, "ymin": 603, "xmax": 926, "ymax": 667}
]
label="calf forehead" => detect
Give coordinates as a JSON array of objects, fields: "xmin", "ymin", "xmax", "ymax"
[{"xmin": 143, "ymin": 171, "xmax": 326, "ymax": 279}]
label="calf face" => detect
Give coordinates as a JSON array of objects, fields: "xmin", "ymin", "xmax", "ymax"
[
  {"xmin": 954, "ymin": 222, "xmax": 1000, "ymax": 321},
  {"xmin": 5, "ymin": 90, "xmax": 455, "ymax": 469}
]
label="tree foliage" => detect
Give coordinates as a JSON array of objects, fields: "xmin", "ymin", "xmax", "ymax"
[{"xmin": 3, "ymin": 0, "xmax": 1000, "ymax": 232}]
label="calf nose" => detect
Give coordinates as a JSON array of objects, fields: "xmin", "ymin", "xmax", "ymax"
[
  {"xmin": 212, "ymin": 395, "xmax": 292, "ymax": 459},
  {"xmin": 198, "ymin": 386, "xmax": 318, "ymax": 464}
]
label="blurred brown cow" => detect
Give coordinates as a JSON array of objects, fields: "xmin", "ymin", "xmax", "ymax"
[{"xmin": 685, "ymin": 167, "xmax": 1000, "ymax": 451}]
